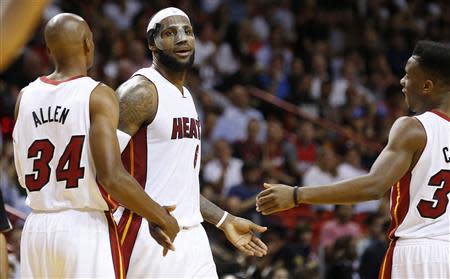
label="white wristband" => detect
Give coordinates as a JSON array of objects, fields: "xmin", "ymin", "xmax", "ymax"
[
  {"xmin": 117, "ymin": 129, "xmax": 131, "ymax": 153},
  {"xmin": 215, "ymin": 211, "xmax": 228, "ymax": 228}
]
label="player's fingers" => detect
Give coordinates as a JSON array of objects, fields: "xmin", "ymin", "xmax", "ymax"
[
  {"xmin": 256, "ymin": 199, "xmax": 277, "ymax": 213},
  {"xmin": 252, "ymin": 237, "xmax": 268, "ymax": 252},
  {"xmin": 263, "ymin": 183, "xmax": 273, "ymax": 189},
  {"xmin": 163, "ymin": 247, "xmax": 168, "ymax": 257},
  {"xmin": 256, "ymin": 188, "xmax": 272, "ymax": 199},
  {"xmin": 247, "ymin": 240, "xmax": 266, "ymax": 257},
  {"xmin": 154, "ymin": 227, "xmax": 175, "ymax": 251},
  {"xmin": 164, "ymin": 204, "xmax": 176, "ymax": 212},
  {"xmin": 256, "ymin": 193, "xmax": 275, "ymax": 205},
  {"xmin": 260, "ymin": 205, "xmax": 280, "ymax": 215},
  {"xmin": 249, "ymin": 222, "xmax": 267, "ymax": 233},
  {"xmin": 240, "ymin": 244, "xmax": 255, "ymax": 256}
]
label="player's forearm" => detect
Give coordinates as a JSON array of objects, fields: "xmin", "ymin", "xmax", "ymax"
[
  {"xmin": 200, "ymin": 195, "xmax": 227, "ymax": 225},
  {"xmin": 99, "ymin": 173, "xmax": 168, "ymax": 227},
  {"xmin": 298, "ymin": 175, "xmax": 384, "ymax": 205}
]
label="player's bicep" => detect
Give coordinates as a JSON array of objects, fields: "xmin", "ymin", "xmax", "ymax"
[
  {"xmin": 116, "ymin": 76, "xmax": 158, "ymax": 136},
  {"xmin": 369, "ymin": 117, "xmax": 426, "ymax": 190},
  {"xmin": 89, "ymin": 84, "xmax": 122, "ymax": 178}
]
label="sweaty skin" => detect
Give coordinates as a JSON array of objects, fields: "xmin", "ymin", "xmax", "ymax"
[
  {"xmin": 116, "ymin": 14, "xmax": 268, "ymax": 257},
  {"xmin": 15, "ymin": 13, "xmax": 179, "ymax": 248}
]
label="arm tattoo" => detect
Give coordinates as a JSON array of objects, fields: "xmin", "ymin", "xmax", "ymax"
[
  {"xmin": 117, "ymin": 76, "xmax": 158, "ymax": 136},
  {"xmin": 200, "ymin": 195, "xmax": 225, "ymax": 225}
]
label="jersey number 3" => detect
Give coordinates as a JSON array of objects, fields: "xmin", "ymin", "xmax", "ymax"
[
  {"xmin": 417, "ymin": 169, "xmax": 450, "ymax": 219},
  {"xmin": 25, "ymin": 136, "xmax": 85, "ymax": 192}
]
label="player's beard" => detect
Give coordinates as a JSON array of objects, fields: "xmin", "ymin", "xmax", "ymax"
[{"xmin": 155, "ymin": 48, "xmax": 195, "ymax": 72}]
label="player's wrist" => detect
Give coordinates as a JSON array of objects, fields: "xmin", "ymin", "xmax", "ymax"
[{"xmin": 216, "ymin": 211, "xmax": 233, "ymax": 230}]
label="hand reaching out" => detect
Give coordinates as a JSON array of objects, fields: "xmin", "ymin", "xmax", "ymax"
[
  {"xmin": 256, "ymin": 183, "xmax": 296, "ymax": 215},
  {"xmin": 219, "ymin": 214, "xmax": 268, "ymax": 257}
]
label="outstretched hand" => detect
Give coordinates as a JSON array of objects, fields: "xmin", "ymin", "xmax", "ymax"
[
  {"xmin": 149, "ymin": 205, "xmax": 177, "ymax": 256},
  {"xmin": 256, "ymin": 183, "xmax": 296, "ymax": 215},
  {"xmin": 220, "ymin": 214, "xmax": 268, "ymax": 257}
]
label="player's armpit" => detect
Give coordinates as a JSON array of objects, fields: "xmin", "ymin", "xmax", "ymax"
[
  {"xmin": 116, "ymin": 75, "xmax": 158, "ymax": 136},
  {"xmin": 367, "ymin": 116, "xmax": 426, "ymax": 192}
]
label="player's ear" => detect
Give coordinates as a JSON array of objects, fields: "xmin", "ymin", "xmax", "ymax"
[
  {"xmin": 423, "ymin": 79, "xmax": 434, "ymax": 95},
  {"xmin": 83, "ymin": 37, "xmax": 91, "ymax": 55}
]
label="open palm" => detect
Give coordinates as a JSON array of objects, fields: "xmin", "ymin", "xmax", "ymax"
[{"xmin": 221, "ymin": 216, "xmax": 268, "ymax": 257}]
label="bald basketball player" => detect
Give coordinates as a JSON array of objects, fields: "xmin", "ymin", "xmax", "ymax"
[
  {"xmin": 257, "ymin": 41, "xmax": 450, "ymax": 278},
  {"xmin": 114, "ymin": 7, "xmax": 267, "ymax": 278},
  {"xmin": 13, "ymin": 13, "xmax": 179, "ymax": 278}
]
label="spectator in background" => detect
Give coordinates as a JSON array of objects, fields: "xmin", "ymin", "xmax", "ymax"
[
  {"xmin": 262, "ymin": 119, "xmax": 298, "ymax": 185},
  {"xmin": 201, "ymin": 112, "xmax": 219, "ymax": 165},
  {"xmin": 302, "ymin": 146, "xmax": 340, "ymax": 211},
  {"xmin": 212, "ymin": 85, "xmax": 266, "ymax": 143},
  {"xmin": 226, "ymin": 161, "xmax": 262, "ymax": 222},
  {"xmin": 319, "ymin": 205, "xmax": 361, "ymax": 257},
  {"xmin": 203, "ymin": 139, "xmax": 243, "ymax": 197},
  {"xmin": 358, "ymin": 214, "xmax": 389, "ymax": 279},
  {"xmin": 326, "ymin": 236, "xmax": 358, "ymax": 279},
  {"xmin": 294, "ymin": 121, "xmax": 317, "ymax": 175},
  {"xmin": 233, "ymin": 118, "xmax": 264, "ymax": 162},
  {"xmin": 337, "ymin": 147, "xmax": 380, "ymax": 214}
]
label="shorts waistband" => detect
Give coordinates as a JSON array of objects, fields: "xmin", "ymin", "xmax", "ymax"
[{"xmin": 396, "ymin": 238, "xmax": 450, "ymax": 246}]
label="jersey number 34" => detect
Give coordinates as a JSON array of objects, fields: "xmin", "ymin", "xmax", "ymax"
[{"xmin": 25, "ymin": 136, "xmax": 85, "ymax": 192}]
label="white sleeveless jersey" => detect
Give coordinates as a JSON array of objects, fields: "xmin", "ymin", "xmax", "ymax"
[
  {"xmin": 13, "ymin": 76, "xmax": 110, "ymax": 211},
  {"xmin": 121, "ymin": 67, "xmax": 202, "ymax": 227},
  {"xmin": 388, "ymin": 111, "xmax": 450, "ymax": 241}
]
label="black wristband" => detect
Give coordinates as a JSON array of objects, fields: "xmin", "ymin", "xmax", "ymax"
[{"xmin": 293, "ymin": 186, "xmax": 299, "ymax": 207}]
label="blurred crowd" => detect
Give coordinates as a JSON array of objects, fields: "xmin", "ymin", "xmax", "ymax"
[{"xmin": 1, "ymin": 0, "xmax": 450, "ymax": 278}]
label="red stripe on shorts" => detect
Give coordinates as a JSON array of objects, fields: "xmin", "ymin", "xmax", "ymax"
[
  {"xmin": 378, "ymin": 239, "xmax": 397, "ymax": 279},
  {"xmin": 105, "ymin": 211, "xmax": 125, "ymax": 279},
  {"xmin": 117, "ymin": 126, "xmax": 148, "ymax": 275}
]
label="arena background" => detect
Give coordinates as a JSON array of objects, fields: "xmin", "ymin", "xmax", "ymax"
[{"xmin": 1, "ymin": 0, "xmax": 449, "ymax": 278}]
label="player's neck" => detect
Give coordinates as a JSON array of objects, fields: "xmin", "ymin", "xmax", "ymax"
[
  {"xmin": 49, "ymin": 63, "xmax": 87, "ymax": 80},
  {"xmin": 434, "ymin": 98, "xmax": 450, "ymax": 117},
  {"xmin": 153, "ymin": 63, "xmax": 186, "ymax": 92}
]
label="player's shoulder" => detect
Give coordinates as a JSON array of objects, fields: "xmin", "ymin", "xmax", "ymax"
[
  {"xmin": 91, "ymin": 83, "xmax": 116, "ymax": 101},
  {"xmin": 116, "ymin": 75, "xmax": 157, "ymax": 100},
  {"xmin": 89, "ymin": 83, "xmax": 118, "ymax": 113},
  {"xmin": 392, "ymin": 116, "xmax": 425, "ymax": 135},
  {"xmin": 389, "ymin": 116, "xmax": 426, "ymax": 148}
]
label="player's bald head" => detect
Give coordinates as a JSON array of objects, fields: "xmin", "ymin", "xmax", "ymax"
[{"xmin": 44, "ymin": 13, "xmax": 94, "ymax": 67}]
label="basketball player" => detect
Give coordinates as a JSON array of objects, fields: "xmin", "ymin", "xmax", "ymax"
[
  {"xmin": 13, "ymin": 13, "xmax": 179, "ymax": 278},
  {"xmin": 256, "ymin": 40, "xmax": 450, "ymax": 278},
  {"xmin": 114, "ymin": 7, "xmax": 268, "ymax": 278}
]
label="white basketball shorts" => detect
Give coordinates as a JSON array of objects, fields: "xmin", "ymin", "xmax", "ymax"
[
  {"xmin": 21, "ymin": 209, "xmax": 124, "ymax": 278},
  {"xmin": 379, "ymin": 238, "xmax": 450, "ymax": 279},
  {"xmin": 115, "ymin": 208, "xmax": 218, "ymax": 278}
]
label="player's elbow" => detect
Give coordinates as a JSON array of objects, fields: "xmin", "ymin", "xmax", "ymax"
[
  {"xmin": 364, "ymin": 174, "xmax": 390, "ymax": 200},
  {"xmin": 96, "ymin": 169, "xmax": 122, "ymax": 193}
]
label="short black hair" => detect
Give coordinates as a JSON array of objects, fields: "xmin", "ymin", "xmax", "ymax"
[{"xmin": 412, "ymin": 40, "xmax": 450, "ymax": 85}]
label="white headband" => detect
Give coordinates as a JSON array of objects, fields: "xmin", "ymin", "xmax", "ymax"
[{"xmin": 146, "ymin": 7, "xmax": 190, "ymax": 33}]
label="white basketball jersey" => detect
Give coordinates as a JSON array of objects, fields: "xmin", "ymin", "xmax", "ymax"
[
  {"xmin": 121, "ymin": 67, "xmax": 202, "ymax": 227},
  {"xmin": 13, "ymin": 76, "xmax": 110, "ymax": 211},
  {"xmin": 388, "ymin": 111, "xmax": 450, "ymax": 241}
]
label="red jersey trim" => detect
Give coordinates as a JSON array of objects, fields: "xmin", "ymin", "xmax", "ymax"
[
  {"xmin": 431, "ymin": 109, "xmax": 450, "ymax": 122},
  {"xmin": 388, "ymin": 172, "xmax": 411, "ymax": 240},
  {"xmin": 39, "ymin": 75, "xmax": 84, "ymax": 85}
]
